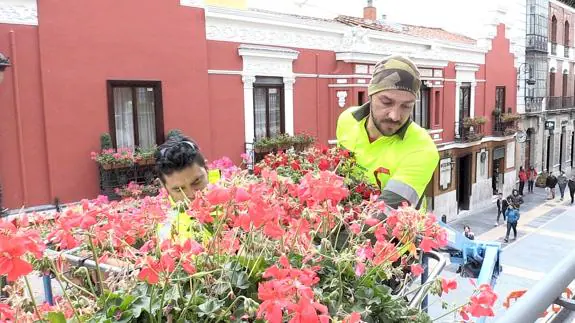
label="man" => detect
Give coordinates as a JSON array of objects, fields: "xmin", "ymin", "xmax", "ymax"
[
  {"xmin": 546, "ymin": 171, "xmax": 558, "ymax": 200},
  {"xmin": 336, "ymin": 55, "xmax": 439, "ymax": 216},
  {"xmin": 155, "ymin": 133, "xmax": 221, "ymax": 242}
]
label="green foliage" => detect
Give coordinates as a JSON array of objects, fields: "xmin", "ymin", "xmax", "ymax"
[
  {"xmin": 100, "ymin": 133, "xmax": 113, "ymax": 150},
  {"xmin": 166, "ymin": 129, "xmax": 184, "ymax": 140}
]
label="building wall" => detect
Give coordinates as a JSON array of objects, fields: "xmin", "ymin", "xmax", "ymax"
[
  {"xmin": 0, "ymin": 0, "xmax": 212, "ymax": 207},
  {"xmin": 0, "ymin": 24, "xmax": 49, "ymax": 208}
]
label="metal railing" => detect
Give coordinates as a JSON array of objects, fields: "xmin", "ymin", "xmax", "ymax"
[
  {"xmin": 552, "ymin": 42, "xmax": 557, "ymax": 55},
  {"xmin": 525, "ymin": 96, "xmax": 544, "ymax": 113},
  {"xmin": 565, "ymin": 46, "xmax": 570, "ymax": 58},
  {"xmin": 547, "ymin": 96, "xmax": 575, "ymax": 110},
  {"xmin": 497, "ymin": 249, "xmax": 575, "ymax": 323},
  {"xmin": 455, "ymin": 121, "xmax": 484, "ymax": 143}
]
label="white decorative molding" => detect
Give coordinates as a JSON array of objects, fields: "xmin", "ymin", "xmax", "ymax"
[
  {"xmin": 437, "ymin": 135, "xmax": 515, "ymax": 151},
  {"xmin": 0, "ymin": 4, "xmax": 37, "ymax": 26},
  {"xmin": 208, "ymin": 69, "xmax": 242, "ymax": 75},
  {"xmin": 239, "ymin": 44, "xmax": 298, "ymax": 143},
  {"xmin": 336, "ymin": 51, "xmax": 450, "ymax": 67},
  {"xmin": 205, "ymin": 6, "xmax": 486, "ymax": 66},
  {"xmin": 180, "ymin": 0, "xmax": 204, "ymax": 7},
  {"xmin": 336, "ymin": 91, "xmax": 348, "ymax": 108},
  {"xmin": 455, "ymin": 63, "xmax": 481, "ymax": 72}
]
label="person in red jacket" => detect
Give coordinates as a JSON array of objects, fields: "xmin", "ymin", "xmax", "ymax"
[{"xmin": 518, "ymin": 166, "xmax": 528, "ymax": 196}]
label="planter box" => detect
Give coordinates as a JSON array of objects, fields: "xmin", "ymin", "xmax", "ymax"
[{"xmin": 99, "ymin": 164, "xmax": 157, "ymax": 200}]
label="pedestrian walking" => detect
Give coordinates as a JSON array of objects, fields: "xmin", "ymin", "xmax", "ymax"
[
  {"xmin": 527, "ymin": 166, "xmax": 537, "ymax": 193},
  {"xmin": 568, "ymin": 175, "xmax": 575, "ymax": 205},
  {"xmin": 558, "ymin": 171, "xmax": 568, "ymax": 201},
  {"xmin": 507, "ymin": 189, "xmax": 524, "ymax": 207},
  {"xmin": 504, "ymin": 205, "xmax": 520, "ymax": 243},
  {"xmin": 518, "ymin": 166, "xmax": 527, "ymax": 195},
  {"xmin": 546, "ymin": 171, "xmax": 558, "ymax": 200},
  {"xmin": 496, "ymin": 192, "xmax": 507, "ymax": 225}
]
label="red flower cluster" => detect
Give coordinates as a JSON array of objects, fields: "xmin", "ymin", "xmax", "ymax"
[
  {"xmin": 257, "ymin": 255, "xmax": 328, "ymax": 323},
  {"xmin": 460, "ymin": 282, "xmax": 498, "ymax": 320},
  {"xmin": 0, "ymin": 221, "xmax": 45, "ymax": 282}
]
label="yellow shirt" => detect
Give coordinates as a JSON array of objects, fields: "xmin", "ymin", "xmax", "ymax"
[{"xmin": 157, "ymin": 169, "xmax": 221, "ymax": 243}]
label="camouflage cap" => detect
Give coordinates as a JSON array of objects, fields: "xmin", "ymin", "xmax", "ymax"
[{"xmin": 368, "ymin": 55, "xmax": 421, "ymax": 97}]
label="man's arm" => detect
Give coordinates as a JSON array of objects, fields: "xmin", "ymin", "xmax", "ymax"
[{"xmin": 376, "ymin": 148, "xmax": 439, "ymax": 214}]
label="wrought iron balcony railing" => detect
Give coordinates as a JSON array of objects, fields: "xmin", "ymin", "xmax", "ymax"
[
  {"xmin": 547, "ymin": 96, "xmax": 575, "ymax": 110},
  {"xmin": 525, "ymin": 96, "xmax": 544, "ymax": 113},
  {"xmin": 455, "ymin": 121, "xmax": 484, "ymax": 143}
]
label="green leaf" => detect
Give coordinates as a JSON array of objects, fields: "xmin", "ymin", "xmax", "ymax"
[
  {"xmin": 47, "ymin": 312, "xmax": 66, "ymax": 323},
  {"xmin": 119, "ymin": 295, "xmax": 137, "ymax": 311},
  {"xmin": 132, "ymin": 295, "xmax": 150, "ymax": 318},
  {"xmin": 116, "ymin": 310, "xmax": 134, "ymax": 323},
  {"xmin": 231, "ymin": 271, "xmax": 250, "ymax": 289},
  {"xmin": 198, "ymin": 299, "xmax": 224, "ymax": 317}
]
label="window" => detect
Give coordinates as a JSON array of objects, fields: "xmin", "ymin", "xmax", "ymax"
[
  {"xmin": 551, "ymin": 15, "xmax": 557, "ymax": 43},
  {"xmin": 459, "ymin": 83, "xmax": 471, "ymax": 119},
  {"xmin": 434, "ymin": 91, "xmax": 440, "ymax": 126},
  {"xmin": 566, "ymin": 21, "xmax": 570, "ymax": 45},
  {"xmin": 495, "ymin": 86, "xmax": 506, "ymax": 111},
  {"xmin": 550, "ymin": 70, "xmax": 556, "ymax": 96},
  {"xmin": 412, "ymin": 82, "xmax": 430, "ymax": 128},
  {"xmin": 107, "ymin": 81, "xmax": 164, "ymax": 149},
  {"xmin": 253, "ymin": 77, "xmax": 284, "ymax": 141}
]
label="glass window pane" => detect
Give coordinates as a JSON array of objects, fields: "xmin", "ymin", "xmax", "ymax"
[
  {"xmin": 136, "ymin": 87, "xmax": 156, "ymax": 149},
  {"xmin": 113, "ymin": 87, "xmax": 135, "ymax": 149},
  {"xmin": 268, "ymin": 88, "xmax": 281, "ymax": 137},
  {"xmin": 254, "ymin": 88, "xmax": 267, "ymax": 141}
]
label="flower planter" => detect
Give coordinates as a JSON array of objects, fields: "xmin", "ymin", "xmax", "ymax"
[{"xmin": 99, "ymin": 164, "xmax": 156, "ymax": 201}]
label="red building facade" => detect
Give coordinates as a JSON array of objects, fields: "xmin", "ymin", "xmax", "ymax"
[{"xmin": 0, "ymin": 0, "xmax": 518, "ymax": 220}]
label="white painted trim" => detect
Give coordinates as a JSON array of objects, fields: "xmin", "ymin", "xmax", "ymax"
[
  {"xmin": 0, "ymin": 4, "xmax": 38, "ymax": 26},
  {"xmin": 455, "ymin": 82, "xmax": 461, "ymax": 137},
  {"xmin": 336, "ymin": 51, "xmax": 449, "ymax": 68},
  {"xmin": 437, "ymin": 135, "xmax": 515, "ymax": 151},
  {"xmin": 208, "ymin": 69, "xmax": 242, "ymax": 75},
  {"xmin": 470, "ymin": 81, "xmax": 477, "ymax": 118},
  {"xmin": 239, "ymin": 44, "xmax": 298, "ymax": 144},
  {"xmin": 428, "ymin": 129, "xmax": 444, "ymax": 134},
  {"xmin": 328, "ymin": 84, "xmax": 369, "ymax": 88},
  {"xmin": 238, "ymin": 44, "xmax": 299, "ymax": 60},
  {"xmin": 455, "ymin": 63, "xmax": 481, "ymax": 72},
  {"xmin": 328, "ymin": 139, "xmax": 338, "ymax": 145},
  {"xmin": 444, "ymin": 79, "xmax": 486, "ymax": 82},
  {"xmin": 294, "ymin": 73, "xmax": 318, "ymax": 78},
  {"xmin": 205, "ymin": 6, "xmax": 487, "ymax": 66}
]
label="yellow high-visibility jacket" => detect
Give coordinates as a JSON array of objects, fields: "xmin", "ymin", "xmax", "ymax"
[
  {"xmin": 157, "ymin": 169, "xmax": 221, "ymax": 243},
  {"xmin": 336, "ymin": 103, "xmax": 439, "ymax": 210}
]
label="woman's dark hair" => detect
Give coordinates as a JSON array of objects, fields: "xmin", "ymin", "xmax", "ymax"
[
  {"xmin": 155, "ymin": 134, "xmax": 206, "ymax": 183},
  {"xmin": 464, "ymin": 225, "xmax": 471, "ymax": 231}
]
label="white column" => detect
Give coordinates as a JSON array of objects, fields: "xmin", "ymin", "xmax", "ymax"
[
  {"xmin": 455, "ymin": 81, "xmax": 461, "ymax": 137},
  {"xmin": 470, "ymin": 81, "xmax": 477, "ymax": 118},
  {"xmin": 242, "ymin": 75, "xmax": 256, "ymax": 144},
  {"xmin": 283, "ymin": 76, "xmax": 296, "ymax": 135}
]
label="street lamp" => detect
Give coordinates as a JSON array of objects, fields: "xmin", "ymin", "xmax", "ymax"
[{"xmin": 0, "ymin": 52, "xmax": 11, "ymax": 85}]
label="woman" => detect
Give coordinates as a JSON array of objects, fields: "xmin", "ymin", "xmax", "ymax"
[
  {"xmin": 568, "ymin": 175, "xmax": 575, "ymax": 205},
  {"xmin": 155, "ymin": 133, "xmax": 221, "ymax": 242}
]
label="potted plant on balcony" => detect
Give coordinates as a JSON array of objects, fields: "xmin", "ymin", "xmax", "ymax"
[{"xmin": 135, "ymin": 146, "xmax": 156, "ymax": 166}]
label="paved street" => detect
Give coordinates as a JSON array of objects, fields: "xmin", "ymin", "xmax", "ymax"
[{"xmin": 428, "ymin": 187, "xmax": 575, "ymax": 322}]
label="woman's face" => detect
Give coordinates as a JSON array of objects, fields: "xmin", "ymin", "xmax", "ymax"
[{"xmin": 161, "ymin": 163, "xmax": 208, "ymax": 202}]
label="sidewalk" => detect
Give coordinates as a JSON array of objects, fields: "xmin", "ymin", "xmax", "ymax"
[{"xmin": 448, "ymin": 186, "xmax": 555, "ymax": 238}]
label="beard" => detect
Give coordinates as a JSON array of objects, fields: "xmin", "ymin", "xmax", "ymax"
[{"xmin": 369, "ymin": 108, "xmax": 404, "ymax": 137}]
